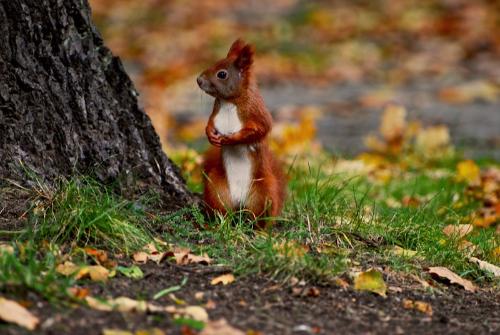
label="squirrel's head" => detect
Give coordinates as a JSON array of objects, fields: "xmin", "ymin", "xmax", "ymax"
[{"xmin": 197, "ymin": 39, "xmax": 254, "ymax": 99}]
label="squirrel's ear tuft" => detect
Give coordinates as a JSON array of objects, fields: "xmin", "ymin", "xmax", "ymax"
[
  {"xmin": 234, "ymin": 44, "xmax": 254, "ymax": 71},
  {"xmin": 227, "ymin": 39, "xmax": 246, "ymax": 58}
]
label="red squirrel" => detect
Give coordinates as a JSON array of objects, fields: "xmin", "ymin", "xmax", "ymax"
[{"xmin": 196, "ymin": 39, "xmax": 286, "ymax": 228}]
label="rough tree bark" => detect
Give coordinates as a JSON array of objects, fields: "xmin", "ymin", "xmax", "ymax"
[{"xmin": 0, "ymin": 0, "xmax": 193, "ymax": 208}]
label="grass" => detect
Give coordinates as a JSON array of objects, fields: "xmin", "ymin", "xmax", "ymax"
[
  {"xmin": 24, "ymin": 177, "xmax": 153, "ymax": 254},
  {"xmin": 162, "ymin": 159, "xmax": 499, "ymax": 283},
  {"xmin": 2, "ymin": 153, "xmax": 498, "ymax": 295},
  {"xmin": 0, "ymin": 243, "xmax": 73, "ymax": 302}
]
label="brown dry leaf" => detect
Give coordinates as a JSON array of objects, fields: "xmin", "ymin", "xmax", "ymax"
[
  {"xmin": 469, "ymin": 257, "xmax": 500, "ymax": 277},
  {"xmin": 304, "ymin": 286, "xmax": 320, "ymax": 297},
  {"xmin": 86, "ymin": 296, "xmax": 150, "ymax": 313},
  {"xmin": 427, "ymin": 267, "xmax": 476, "ymax": 292},
  {"xmin": 442, "ymin": 224, "xmax": 474, "ymax": 239},
  {"xmin": 354, "ymin": 269, "xmax": 387, "ymax": 297},
  {"xmin": 132, "ymin": 244, "xmax": 168, "ymax": 264},
  {"xmin": 334, "ymin": 278, "xmax": 350, "ymax": 289},
  {"xmin": 439, "ymin": 81, "xmax": 498, "ymax": 104},
  {"xmin": 165, "ymin": 305, "xmax": 209, "ymax": 322},
  {"xmin": 173, "ymin": 247, "xmax": 212, "ymax": 266},
  {"xmin": 0, "ymin": 297, "xmax": 39, "ymax": 330},
  {"xmin": 200, "ymin": 318, "xmax": 245, "ymax": 335},
  {"xmin": 85, "ymin": 296, "xmax": 114, "ymax": 312},
  {"xmin": 132, "ymin": 251, "xmax": 149, "ymax": 264},
  {"xmin": 210, "ymin": 273, "xmax": 235, "ymax": 286},
  {"xmin": 403, "ymin": 299, "xmax": 433, "ymax": 316},
  {"xmin": 205, "ymin": 299, "xmax": 216, "ymax": 310},
  {"xmin": 0, "ymin": 243, "xmax": 14, "ymax": 254}
]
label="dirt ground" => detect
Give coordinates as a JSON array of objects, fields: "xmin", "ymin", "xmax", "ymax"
[{"xmin": 2, "ymin": 261, "xmax": 499, "ymax": 335}]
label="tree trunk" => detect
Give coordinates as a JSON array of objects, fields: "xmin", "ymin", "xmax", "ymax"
[{"xmin": 0, "ymin": 0, "xmax": 193, "ymax": 208}]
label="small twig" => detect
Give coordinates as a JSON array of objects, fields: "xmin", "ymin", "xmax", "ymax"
[{"xmin": 165, "ymin": 262, "xmax": 231, "ymax": 275}]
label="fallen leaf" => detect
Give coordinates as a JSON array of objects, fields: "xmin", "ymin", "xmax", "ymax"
[
  {"xmin": 56, "ymin": 261, "xmax": 88, "ymax": 279},
  {"xmin": 411, "ymin": 275, "xmax": 430, "ymax": 288},
  {"xmin": 117, "ymin": 265, "xmax": 144, "ymax": 279},
  {"xmin": 415, "ymin": 126, "xmax": 450, "ymax": 157},
  {"xmin": 379, "ymin": 104, "xmax": 406, "ymax": 142},
  {"xmin": 0, "ymin": 243, "xmax": 14, "ymax": 254},
  {"xmin": 334, "ymin": 278, "xmax": 350, "ymax": 289},
  {"xmin": 439, "ymin": 81, "xmax": 498, "ymax": 104},
  {"xmin": 135, "ymin": 329, "xmax": 166, "ymax": 335},
  {"xmin": 88, "ymin": 265, "xmax": 110, "ymax": 282},
  {"xmin": 132, "ymin": 251, "xmax": 149, "ymax": 264},
  {"xmin": 0, "ymin": 297, "xmax": 39, "ymax": 330},
  {"xmin": 469, "ymin": 257, "xmax": 500, "ymax": 277},
  {"xmin": 205, "ymin": 299, "xmax": 216, "ymax": 310},
  {"xmin": 403, "ymin": 299, "xmax": 433, "ymax": 316},
  {"xmin": 391, "ymin": 246, "xmax": 418, "ymax": 258},
  {"xmin": 304, "ymin": 286, "xmax": 320, "ymax": 297},
  {"xmin": 442, "ymin": 224, "xmax": 473, "ymax": 239},
  {"xmin": 102, "ymin": 329, "xmax": 133, "ymax": 335},
  {"xmin": 67, "ymin": 286, "xmax": 90, "ymax": 299},
  {"xmin": 173, "ymin": 248, "xmax": 212, "ymax": 265},
  {"xmin": 210, "ymin": 273, "xmax": 235, "ymax": 286},
  {"xmin": 427, "ymin": 267, "xmax": 476, "ymax": 292},
  {"xmin": 456, "ymin": 160, "xmax": 480, "ymax": 184},
  {"xmin": 354, "ymin": 269, "xmax": 387, "ymax": 297},
  {"xmin": 200, "ymin": 318, "xmax": 245, "ymax": 335},
  {"xmin": 86, "ymin": 296, "xmax": 149, "ymax": 313},
  {"xmin": 166, "ymin": 305, "xmax": 209, "ymax": 322}
]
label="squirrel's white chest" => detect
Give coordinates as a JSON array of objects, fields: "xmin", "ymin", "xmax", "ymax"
[
  {"xmin": 214, "ymin": 101, "xmax": 242, "ymax": 135},
  {"xmin": 214, "ymin": 101, "xmax": 252, "ymax": 207}
]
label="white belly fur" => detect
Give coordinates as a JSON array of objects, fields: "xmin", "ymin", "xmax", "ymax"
[{"xmin": 214, "ymin": 101, "xmax": 252, "ymax": 206}]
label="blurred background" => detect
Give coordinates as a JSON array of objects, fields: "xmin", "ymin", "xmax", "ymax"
[{"xmin": 90, "ymin": 0, "xmax": 500, "ymax": 160}]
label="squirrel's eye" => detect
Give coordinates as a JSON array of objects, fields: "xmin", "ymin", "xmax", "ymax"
[{"xmin": 216, "ymin": 70, "xmax": 228, "ymax": 80}]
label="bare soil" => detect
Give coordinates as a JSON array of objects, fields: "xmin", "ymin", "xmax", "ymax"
[{"xmin": 1, "ymin": 261, "xmax": 499, "ymax": 335}]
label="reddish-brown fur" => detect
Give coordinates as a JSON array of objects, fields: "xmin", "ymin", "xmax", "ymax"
[{"xmin": 197, "ymin": 39, "xmax": 286, "ymax": 228}]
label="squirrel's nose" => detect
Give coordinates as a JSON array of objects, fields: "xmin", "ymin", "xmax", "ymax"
[{"xmin": 196, "ymin": 76, "xmax": 203, "ymax": 87}]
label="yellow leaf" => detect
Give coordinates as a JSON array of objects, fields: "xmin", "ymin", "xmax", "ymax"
[
  {"xmin": 379, "ymin": 104, "xmax": 406, "ymax": 142},
  {"xmin": 210, "ymin": 273, "xmax": 235, "ymax": 286},
  {"xmin": 354, "ymin": 269, "xmax": 387, "ymax": 297},
  {"xmin": 102, "ymin": 330, "xmax": 133, "ymax": 335},
  {"xmin": 403, "ymin": 299, "xmax": 433, "ymax": 315},
  {"xmin": 391, "ymin": 246, "xmax": 417, "ymax": 258},
  {"xmin": 0, "ymin": 297, "xmax": 39, "ymax": 330},
  {"xmin": 88, "ymin": 265, "xmax": 110, "ymax": 282},
  {"xmin": 456, "ymin": 160, "xmax": 480, "ymax": 184},
  {"xmin": 56, "ymin": 261, "xmax": 89, "ymax": 279},
  {"xmin": 415, "ymin": 126, "xmax": 450, "ymax": 156}
]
